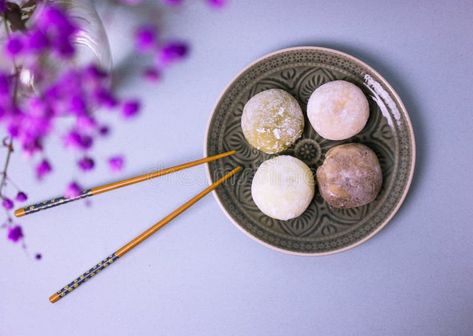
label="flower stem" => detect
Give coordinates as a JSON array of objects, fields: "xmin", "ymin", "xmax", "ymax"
[
  {"xmin": 0, "ymin": 138, "xmax": 14, "ymax": 198},
  {"xmin": 0, "ymin": 12, "xmax": 18, "ymax": 204}
]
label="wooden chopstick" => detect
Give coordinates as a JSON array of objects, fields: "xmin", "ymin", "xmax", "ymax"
[
  {"xmin": 14, "ymin": 150, "xmax": 236, "ymax": 218},
  {"xmin": 49, "ymin": 166, "xmax": 241, "ymax": 304}
]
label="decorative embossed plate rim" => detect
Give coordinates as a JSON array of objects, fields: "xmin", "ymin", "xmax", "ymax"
[{"xmin": 204, "ymin": 47, "xmax": 415, "ymax": 255}]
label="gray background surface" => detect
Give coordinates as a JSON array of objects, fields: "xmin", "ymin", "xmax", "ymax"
[{"xmin": 1, "ymin": 1, "xmax": 472, "ymax": 335}]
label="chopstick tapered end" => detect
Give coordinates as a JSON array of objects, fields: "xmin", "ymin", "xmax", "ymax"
[
  {"xmin": 49, "ymin": 293, "xmax": 61, "ymax": 304},
  {"xmin": 14, "ymin": 208, "xmax": 25, "ymax": 218}
]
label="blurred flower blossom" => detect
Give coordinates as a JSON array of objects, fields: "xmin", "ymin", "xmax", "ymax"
[
  {"xmin": 65, "ymin": 181, "xmax": 82, "ymax": 198},
  {"xmin": 143, "ymin": 67, "xmax": 161, "ymax": 82},
  {"xmin": 158, "ymin": 41, "xmax": 189, "ymax": 65},
  {"xmin": 78, "ymin": 156, "xmax": 95, "ymax": 172},
  {"xmin": 2, "ymin": 198, "xmax": 13, "ymax": 210},
  {"xmin": 118, "ymin": 0, "xmax": 144, "ymax": 5},
  {"xmin": 162, "ymin": 0, "xmax": 184, "ymax": 6},
  {"xmin": 15, "ymin": 191, "xmax": 28, "ymax": 202},
  {"xmin": 207, "ymin": 0, "xmax": 226, "ymax": 8},
  {"xmin": 5, "ymin": 34, "xmax": 24, "ymax": 57},
  {"xmin": 0, "ymin": 0, "xmax": 225, "ymax": 255},
  {"xmin": 98, "ymin": 125, "xmax": 110, "ymax": 136},
  {"xmin": 8, "ymin": 225, "xmax": 23, "ymax": 242},
  {"xmin": 35, "ymin": 159, "xmax": 52, "ymax": 179},
  {"xmin": 108, "ymin": 155, "xmax": 124, "ymax": 172},
  {"xmin": 135, "ymin": 25, "xmax": 157, "ymax": 52},
  {"xmin": 122, "ymin": 100, "xmax": 141, "ymax": 118}
]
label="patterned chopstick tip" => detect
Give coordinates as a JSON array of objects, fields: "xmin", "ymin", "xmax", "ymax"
[
  {"xmin": 49, "ymin": 253, "xmax": 119, "ymax": 303},
  {"xmin": 14, "ymin": 189, "xmax": 93, "ymax": 218}
]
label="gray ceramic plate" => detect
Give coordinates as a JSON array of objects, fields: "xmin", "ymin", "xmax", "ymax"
[{"xmin": 205, "ymin": 47, "xmax": 415, "ymax": 255}]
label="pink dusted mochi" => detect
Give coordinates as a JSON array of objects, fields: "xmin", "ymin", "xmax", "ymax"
[{"xmin": 307, "ymin": 80, "xmax": 369, "ymax": 140}]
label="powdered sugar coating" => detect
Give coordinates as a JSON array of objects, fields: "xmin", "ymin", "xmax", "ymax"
[
  {"xmin": 241, "ymin": 89, "xmax": 304, "ymax": 154},
  {"xmin": 307, "ymin": 80, "xmax": 369, "ymax": 140},
  {"xmin": 251, "ymin": 156, "xmax": 315, "ymax": 220}
]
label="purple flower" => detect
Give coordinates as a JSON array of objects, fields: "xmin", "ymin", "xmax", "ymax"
[
  {"xmin": 64, "ymin": 130, "xmax": 94, "ymax": 150},
  {"xmin": 108, "ymin": 156, "xmax": 124, "ymax": 172},
  {"xmin": 79, "ymin": 134, "xmax": 93, "ymax": 150},
  {"xmin": 8, "ymin": 226, "xmax": 23, "ymax": 243},
  {"xmin": 0, "ymin": 4, "xmax": 148, "ymax": 237},
  {"xmin": 162, "ymin": 0, "xmax": 184, "ymax": 6},
  {"xmin": 15, "ymin": 192, "xmax": 28, "ymax": 202},
  {"xmin": 26, "ymin": 29, "xmax": 49, "ymax": 53},
  {"xmin": 2, "ymin": 198, "xmax": 14, "ymax": 210},
  {"xmin": 34, "ymin": 5, "xmax": 78, "ymax": 59},
  {"xmin": 135, "ymin": 25, "xmax": 157, "ymax": 52},
  {"xmin": 93, "ymin": 88, "xmax": 118, "ymax": 108},
  {"xmin": 122, "ymin": 100, "xmax": 141, "ymax": 118},
  {"xmin": 19, "ymin": 112, "xmax": 51, "ymax": 144},
  {"xmin": 207, "ymin": 0, "xmax": 226, "ymax": 7},
  {"xmin": 84, "ymin": 64, "xmax": 108, "ymax": 81},
  {"xmin": 118, "ymin": 0, "xmax": 144, "ymax": 4},
  {"xmin": 143, "ymin": 67, "xmax": 161, "ymax": 82},
  {"xmin": 78, "ymin": 156, "xmax": 95, "ymax": 171},
  {"xmin": 21, "ymin": 137, "xmax": 43, "ymax": 156},
  {"xmin": 69, "ymin": 95, "xmax": 87, "ymax": 115},
  {"xmin": 7, "ymin": 123, "xmax": 19, "ymax": 138},
  {"xmin": 98, "ymin": 125, "xmax": 110, "ymax": 136},
  {"xmin": 76, "ymin": 115, "xmax": 97, "ymax": 131},
  {"xmin": 158, "ymin": 41, "xmax": 189, "ymax": 65},
  {"xmin": 0, "ymin": 73, "xmax": 9, "ymax": 96},
  {"xmin": 65, "ymin": 181, "xmax": 82, "ymax": 198},
  {"xmin": 5, "ymin": 35, "xmax": 24, "ymax": 57},
  {"xmin": 53, "ymin": 36, "xmax": 75, "ymax": 58},
  {"xmin": 37, "ymin": 5, "xmax": 78, "ymax": 36},
  {"xmin": 36, "ymin": 159, "xmax": 52, "ymax": 179},
  {"xmin": 26, "ymin": 97, "xmax": 50, "ymax": 117},
  {"xmin": 64, "ymin": 130, "xmax": 83, "ymax": 148},
  {"xmin": 0, "ymin": 2, "xmax": 168, "ymax": 229}
]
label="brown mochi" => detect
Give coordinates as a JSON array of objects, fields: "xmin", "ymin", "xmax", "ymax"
[{"xmin": 317, "ymin": 143, "xmax": 382, "ymax": 208}]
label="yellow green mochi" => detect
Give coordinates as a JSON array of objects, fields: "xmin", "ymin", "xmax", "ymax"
[{"xmin": 241, "ymin": 89, "xmax": 304, "ymax": 154}]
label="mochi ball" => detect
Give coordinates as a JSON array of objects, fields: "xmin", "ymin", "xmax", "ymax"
[
  {"xmin": 251, "ymin": 156, "xmax": 315, "ymax": 220},
  {"xmin": 241, "ymin": 89, "xmax": 304, "ymax": 154},
  {"xmin": 307, "ymin": 80, "xmax": 369, "ymax": 140},
  {"xmin": 317, "ymin": 143, "xmax": 382, "ymax": 208}
]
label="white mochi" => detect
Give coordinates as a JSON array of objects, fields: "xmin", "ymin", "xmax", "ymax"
[
  {"xmin": 241, "ymin": 89, "xmax": 304, "ymax": 154},
  {"xmin": 251, "ymin": 156, "xmax": 315, "ymax": 220},
  {"xmin": 307, "ymin": 80, "xmax": 369, "ymax": 140}
]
